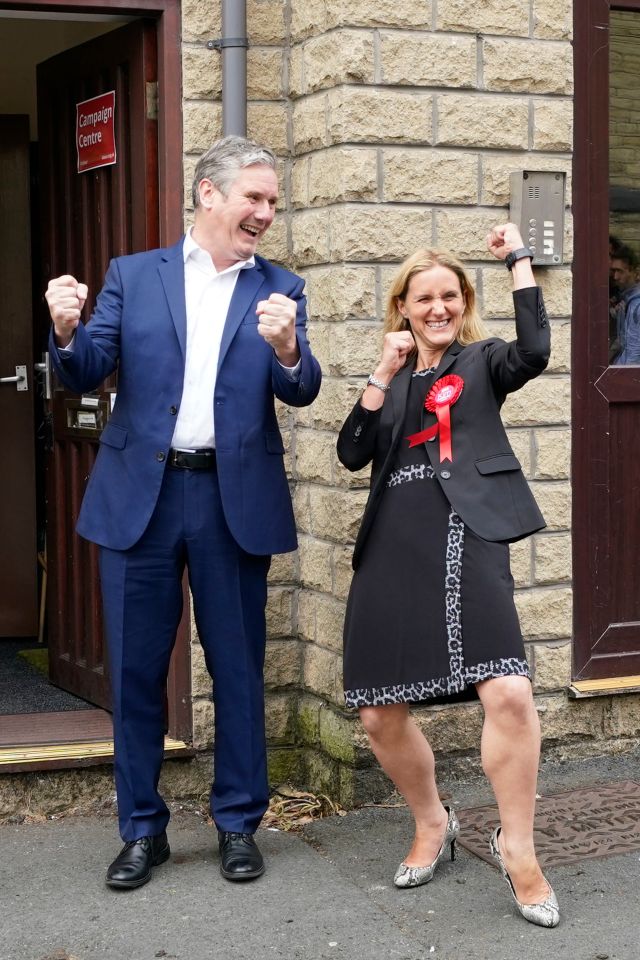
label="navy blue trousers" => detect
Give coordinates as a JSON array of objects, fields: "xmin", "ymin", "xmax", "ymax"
[{"xmin": 99, "ymin": 464, "xmax": 271, "ymax": 841}]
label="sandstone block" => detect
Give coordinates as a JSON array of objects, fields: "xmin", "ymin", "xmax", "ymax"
[
  {"xmin": 183, "ymin": 101, "xmax": 223, "ymax": 154},
  {"xmin": 314, "ymin": 592, "xmax": 347, "ymax": 653},
  {"xmin": 303, "ymin": 643, "xmax": 344, "ymax": 704},
  {"xmin": 266, "ymin": 585, "xmax": 295, "ymax": 636},
  {"xmin": 383, "ymin": 149, "xmax": 478, "ymax": 204},
  {"xmin": 501, "ymin": 377, "xmax": 571, "ymax": 427},
  {"xmin": 605, "ymin": 694, "xmax": 640, "ymax": 738},
  {"xmin": 437, "ymin": 0, "xmax": 529, "ymax": 36},
  {"xmin": 534, "ymin": 428, "xmax": 571, "ymax": 479},
  {"xmin": 269, "ymin": 550, "xmax": 298, "ymax": 584},
  {"xmin": 248, "ymin": 47, "xmax": 284, "ymax": 100},
  {"xmin": 548, "ymin": 322, "xmax": 571, "ymax": 374},
  {"xmin": 533, "ymin": 99, "xmax": 573, "ymax": 151},
  {"xmin": 333, "ymin": 451, "xmax": 373, "ymax": 490},
  {"xmin": 183, "ymin": 47, "xmax": 221, "ymax": 99},
  {"xmin": 298, "ymin": 534, "xmax": 334, "ymax": 592},
  {"xmin": 324, "ymin": 0, "xmax": 431, "ymax": 31},
  {"xmin": 258, "ymin": 217, "xmax": 289, "ymax": 266},
  {"xmin": 505, "ymin": 428, "xmax": 532, "ymax": 477},
  {"xmin": 265, "ymin": 638, "xmax": 302, "ymax": 687},
  {"xmin": 510, "ymin": 538, "xmax": 532, "ymax": 588},
  {"xmin": 331, "ymin": 206, "xmax": 433, "ymax": 262},
  {"xmin": 532, "ymin": 641, "xmax": 572, "ymax": 692},
  {"xmin": 327, "ymin": 322, "xmax": 383, "ymax": 377},
  {"xmin": 309, "ymin": 486, "xmax": 369, "ymax": 543},
  {"xmin": 297, "ymin": 589, "xmax": 316, "ymax": 643},
  {"xmin": 291, "ymin": 208, "xmax": 331, "ymax": 265},
  {"xmin": 381, "ymin": 32, "xmax": 477, "ymax": 88},
  {"xmin": 299, "ymin": 30, "xmax": 374, "ymax": 94},
  {"xmin": 295, "ymin": 428, "xmax": 334, "ymax": 484},
  {"xmin": 247, "ymin": 0, "xmax": 286, "ymax": 44},
  {"xmin": 514, "ymin": 586, "xmax": 572, "ymax": 639},
  {"xmin": 333, "ymin": 544, "xmax": 355, "ymax": 600},
  {"xmin": 534, "ymin": 532, "xmax": 572, "ymax": 584},
  {"xmin": 191, "ymin": 640, "xmax": 211, "ymax": 698},
  {"xmin": 290, "ymin": 0, "xmax": 327, "ymax": 40},
  {"xmin": 481, "ymin": 153, "xmax": 572, "ymax": 206},
  {"xmin": 483, "ymin": 39, "xmax": 573, "ymax": 95},
  {"xmin": 536, "ymin": 695, "xmax": 604, "ymax": 745},
  {"xmin": 533, "ymin": 0, "xmax": 573, "ymax": 40},
  {"xmin": 437, "ymin": 94, "xmax": 528, "ymax": 149},
  {"xmin": 482, "ymin": 267, "xmax": 572, "ymax": 318},
  {"xmin": 192, "ymin": 698, "xmax": 215, "ymax": 749},
  {"xmin": 319, "ymin": 705, "xmax": 357, "ymax": 763},
  {"xmin": 303, "ymin": 265, "xmax": 377, "ymax": 321},
  {"xmin": 297, "ymin": 694, "xmax": 323, "ymax": 743},
  {"xmin": 293, "ymin": 94, "xmax": 328, "ymax": 152},
  {"xmin": 265, "ymin": 692, "xmax": 297, "ymax": 743},
  {"xmin": 436, "ymin": 210, "xmax": 509, "ymax": 261},
  {"xmin": 294, "ymin": 379, "xmax": 362, "ymax": 431},
  {"xmin": 182, "ymin": 0, "xmax": 220, "ymax": 42},
  {"xmin": 529, "ymin": 481, "xmax": 571, "ymax": 531},
  {"xmin": 327, "ymin": 88, "xmax": 432, "ymax": 145},
  {"xmin": 414, "ymin": 702, "xmax": 485, "ymax": 753},
  {"xmin": 292, "ymin": 148, "xmax": 378, "ymax": 208},
  {"xmin": 248, "ymin": 102, "xmax": 289, "ymax": 154}
]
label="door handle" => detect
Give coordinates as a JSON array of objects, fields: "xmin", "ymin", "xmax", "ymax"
[
  {"xmin": 0, "ymin": 364, "xmax": 28, "ymax": 391},
  {"xmin": 34, "ymin": 353, "xmax": 52, "ymax": 400}
]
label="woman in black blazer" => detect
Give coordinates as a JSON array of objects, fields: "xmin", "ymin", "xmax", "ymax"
[{"xmin": 337, "ymin": 223, "xmax": 559, "ymax": 928}]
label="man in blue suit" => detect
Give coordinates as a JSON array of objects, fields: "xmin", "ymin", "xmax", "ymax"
[{"xmin": 45, "ymin": 136, "xmax": 322, "ymax": 890}]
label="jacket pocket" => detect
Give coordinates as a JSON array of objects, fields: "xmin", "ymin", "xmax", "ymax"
[
  {"xmin": 99, "ymin": 422, "xmax": 127, "ymax": 450},
  {"xmin": 265, "ymin": 430, "xmax": 285, "ymax": 454},
  {"xmin": 474, "ymin": 453, "xmax": 520, "ymax": 475}
]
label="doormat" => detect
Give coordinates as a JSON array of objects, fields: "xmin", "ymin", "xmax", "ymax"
[
  {"xmin": 18, "ymin": 647, "xmax": 48, "ymax": 674},
  {"xmin": 457, "ymin": 780, "xmax": 640, "ymax": 868}
]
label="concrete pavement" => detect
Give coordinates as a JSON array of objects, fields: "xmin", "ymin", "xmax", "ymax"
[{"xmin": 2, "ymin": 749, "xmax": 640, "ymax": 960}]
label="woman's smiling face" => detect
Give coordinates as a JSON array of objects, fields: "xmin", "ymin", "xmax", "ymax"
[{"xmin": 397, "ymin": 266, "xmax": 465, "ymax": 360}]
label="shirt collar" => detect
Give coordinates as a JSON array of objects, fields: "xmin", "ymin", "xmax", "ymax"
[{"xmin": 183, "ymin": 227, "xmax": 255, "ymax": 275}]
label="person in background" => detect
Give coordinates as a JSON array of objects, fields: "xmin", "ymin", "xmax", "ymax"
[
  {"xmin": 337, "ymin": 223, "xmax": 559, "ymax": 928},
  {"xmin": 609, "ymin": 242, "xmax": 640, "ymax": 364},
  {"xmin": 45, "ymin": 135, "xmax": 322, "ymax": 890}
]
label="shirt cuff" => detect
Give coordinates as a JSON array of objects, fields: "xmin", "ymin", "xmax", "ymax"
[
  {"xmin": 57, "ymin": 333, "xmax": 76, "ymax": 353},
  {"xmin": 277, "ymin": 357, "xmax": 301, "ymax": 381}
]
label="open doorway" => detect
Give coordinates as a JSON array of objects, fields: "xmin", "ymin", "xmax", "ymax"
[{"xmin": 0, "ymin": 3, "xmax": 191, "ymax": 770}]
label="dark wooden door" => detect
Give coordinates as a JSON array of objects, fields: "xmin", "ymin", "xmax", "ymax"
[
  {"xmin": 37, "ymin": 21, "xmax": 158, "ymax": 707},
  {"xmin": 0, "ymin": 116, "xmax": 38, "ymax": 637},
  {"xmin": 573, "ymin": 0, "xmax": 640, "ymax": 681}
]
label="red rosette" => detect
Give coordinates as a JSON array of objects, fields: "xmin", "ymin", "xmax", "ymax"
[{"xmin": 407, "ymin": 374, "xmax": 464, "ymax": 461}]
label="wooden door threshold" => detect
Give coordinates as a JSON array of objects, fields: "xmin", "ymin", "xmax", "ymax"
[
  {"xmin": 569, "ymin": 675, "xmax": 640, "ymax": 698},
  {"xmin": 0, "ymin": 709, "xmax": 193, "ymax": 773}
]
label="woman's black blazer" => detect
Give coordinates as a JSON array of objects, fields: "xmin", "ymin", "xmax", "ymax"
[{"xmin": 337, "ymin": 286, "xmax": 551, "ymax": 570}]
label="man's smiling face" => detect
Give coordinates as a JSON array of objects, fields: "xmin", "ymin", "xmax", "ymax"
[{"xmin": 196, "ymin": 163, "xmax": 278, "ymax": 270}]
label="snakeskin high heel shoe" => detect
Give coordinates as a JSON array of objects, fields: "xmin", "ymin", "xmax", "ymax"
[
  {"xmin": 393, "ymin": 806, "xmax": 459, "ymax": 888},
  {"xmin": 489, "ymin": 827, "xmax": 560, "ymax": 928}
]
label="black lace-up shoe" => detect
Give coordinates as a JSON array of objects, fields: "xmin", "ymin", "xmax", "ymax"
[
  {"xmin": 105, "ymin": 832, "xmax": 170, "ymax": 889},
  {"xmin": 218, "ymin": 831, "xmax": 265, "ymax": 881}
]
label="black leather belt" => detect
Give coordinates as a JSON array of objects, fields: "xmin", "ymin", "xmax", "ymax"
[{"xmin": 168, "ymin": 448, "xmax": 216, "ymax": 470}]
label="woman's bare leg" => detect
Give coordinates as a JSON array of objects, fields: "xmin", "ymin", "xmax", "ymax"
[
  {"xmin": 360, "ymin": 703, "xmax": 448, "ymax": 865},
  {"xmin": 476, "ymin": 675, "xmax": 549, "ymax": 903}
]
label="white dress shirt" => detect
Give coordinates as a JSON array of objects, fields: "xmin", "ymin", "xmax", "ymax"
[{"xmin": 171, "ymin": 230, "xmax": 255, "ymax": 450}]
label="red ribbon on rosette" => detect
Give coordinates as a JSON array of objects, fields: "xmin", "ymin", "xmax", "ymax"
[{"xmin": 406, "ymin": 374, "xmax": 464, "ymax": 461}]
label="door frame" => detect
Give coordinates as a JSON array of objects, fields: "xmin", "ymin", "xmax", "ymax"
[
  {"xmin": 2, "ymin": 0, "xmax": 191, "ymax": 745},
  {"xmin": 572, "ymin": 0, "xmax": 640, "ymax": 685}
]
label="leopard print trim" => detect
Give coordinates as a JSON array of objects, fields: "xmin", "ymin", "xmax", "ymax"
[
  {"xmin": 344, "ymin": 507, "xmax": 530, "ymax": 708},
  {"xmin": 344, "ymin": 657, "xmax": 531, "ymax": 708},
  {"xmin": 387, "ymin": 462, "xmax": 435, "ymax": 487}
]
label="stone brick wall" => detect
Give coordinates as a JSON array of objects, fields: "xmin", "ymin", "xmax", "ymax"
[{"xmin": 175, "ymin": 0, "xmax": 640, "ymax": 808}]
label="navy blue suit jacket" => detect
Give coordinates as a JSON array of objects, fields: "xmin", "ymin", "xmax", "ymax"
[{"xmin": 49, "ymin": 239, "xmax": 322, "ymax": 554}]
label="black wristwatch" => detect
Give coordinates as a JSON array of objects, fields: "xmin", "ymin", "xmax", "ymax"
[{"xmin": 505, "ymin": 247, "xmax": 533, "ymax": 271}]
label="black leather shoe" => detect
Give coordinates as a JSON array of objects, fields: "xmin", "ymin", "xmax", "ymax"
[
  {"xmin": 218, "ymin": 831, "xmax": 265, "ymax": 881},
  {"xmin": 105, "ymin": 832, "xmax": 170, "ymax": 889}
]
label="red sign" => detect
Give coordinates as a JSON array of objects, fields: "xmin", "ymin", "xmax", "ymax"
[{"xmin": 76, "ymin": 91, "xmax": 116, "ymax": 173}]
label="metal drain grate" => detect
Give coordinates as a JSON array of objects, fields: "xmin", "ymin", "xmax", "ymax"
[{"xmin": 457, "ymin": 779, "xmax": 640, "ymax": 868}]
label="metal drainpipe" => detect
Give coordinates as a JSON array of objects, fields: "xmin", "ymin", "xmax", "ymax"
[{"xmin": 220, "ymin": 0, "xmax": 248, "ymax": 136}]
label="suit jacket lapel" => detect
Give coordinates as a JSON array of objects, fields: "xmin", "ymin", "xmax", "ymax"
[
  {"xmin": 389, "ymin": 362, "xmax": 414, "ymax": 446},
  {"xmin": 158, "ymin": 239, "xmax": 188, "ymax": 360},
  {"xmin": 217, "ymin": 261, "xmax": 266, "ymax": 372}
]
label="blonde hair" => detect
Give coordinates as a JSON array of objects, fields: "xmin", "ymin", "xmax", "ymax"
[{"xmin": 384, "ymin": 249, "xmax": 488, "ymax": 355}]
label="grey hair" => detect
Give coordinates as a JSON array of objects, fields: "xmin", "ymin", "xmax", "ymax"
[{"xmin": 191, "ymin": 135, "xmax": 277, "ymax": 207}]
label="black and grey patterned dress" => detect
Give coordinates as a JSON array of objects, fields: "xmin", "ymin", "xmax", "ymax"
[{"xmin": 342, "ymin": 368, "xmax": 530, "ymax": 709}]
